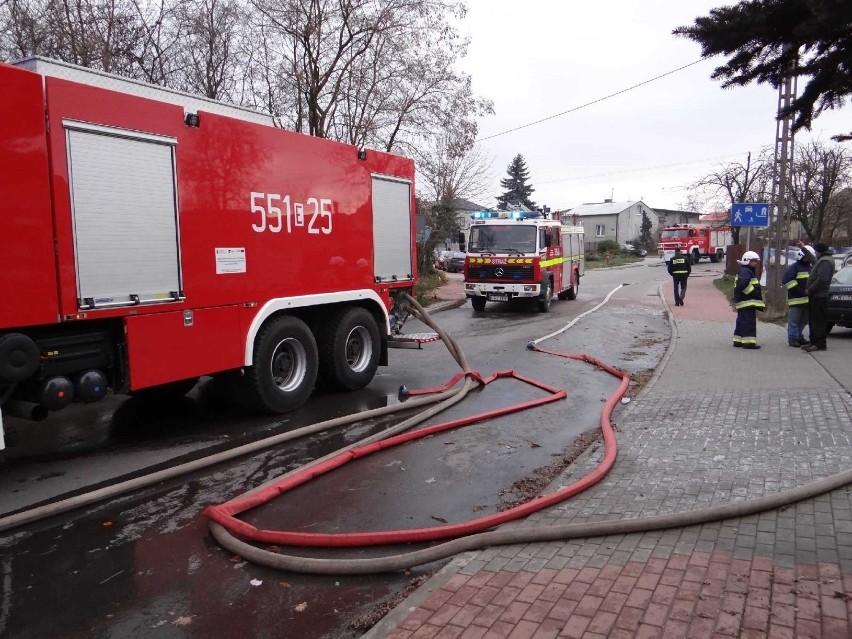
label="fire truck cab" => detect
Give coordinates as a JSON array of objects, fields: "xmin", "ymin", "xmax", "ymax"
[{"xmin": 463, "ymin": 211, "xmax": 584, "ymax": 312}]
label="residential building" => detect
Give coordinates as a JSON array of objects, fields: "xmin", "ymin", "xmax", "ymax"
[{"xmin": 563, "ymin": 200, "xmax": 659, "ymax": 248}]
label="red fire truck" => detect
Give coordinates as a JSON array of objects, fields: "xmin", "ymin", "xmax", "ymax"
[
  {"xmin": 463, "ymin": 211, "xmax": 585, "ymax": 312},
  {"xmin": 657, "ymin": 224, "xmax": 732, "ymax": 263},
  {"xmin": 0, "ymin": 57, "xmax": 422, "ymax": 445}
]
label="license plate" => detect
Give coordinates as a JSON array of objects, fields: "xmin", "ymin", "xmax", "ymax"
[
  {"xmin": 832, "ymin": 294, "xmax": 852, "ymax": 301},
  {"xmin": 489, "ymin": 293, "xmax": 508, "ymax": 302}
]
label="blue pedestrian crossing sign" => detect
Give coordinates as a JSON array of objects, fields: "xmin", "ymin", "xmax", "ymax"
[{"xmin": 730, "ymin": 202, "xmax": 769, "ymax": 228}]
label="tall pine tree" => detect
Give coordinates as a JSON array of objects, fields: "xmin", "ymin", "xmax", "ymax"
[{"xmin": 496, "ymin": 154, "xmax": 536, "ymax": 210}]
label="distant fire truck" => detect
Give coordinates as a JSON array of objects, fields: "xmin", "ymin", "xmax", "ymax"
[
  {"xmin": 657, "ymin": 224, "xmax": 732, "ymax": 263},
  {"xmin": 463, "ymin": 211, "xmax": 585, "ymax": 312},
  {"xmin": 0, "ymin": 57, "xmax": 423, "ymax": 445}
]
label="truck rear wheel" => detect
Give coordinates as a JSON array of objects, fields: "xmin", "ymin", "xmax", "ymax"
[
  {"xmin": 243, "ymin": 316, "xmax": 318, "ymax": 414},
  {"xmin": 558, "ymin": 275, "xmax": 578, "ymax": 300},
  {"xmin": 471, "ymin": 297, "xmax": 486, "ymax": 312},
  {"xmin": 317, "ymin": 307, "xmax": 380, "ymax": 391}
]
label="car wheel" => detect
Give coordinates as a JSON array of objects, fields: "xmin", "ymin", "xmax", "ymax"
[
  {"xmin": 537, "ymin": 279, "xmax": 552, "ymax": 313},
  {"xmin": 471, "ymin": 297, "xmax": 486, "ymax": 312},
  {"xmin": 317, "ymin": 307, "xmax": 380, "ymax": 391},
  {"xmin": 242, "ymin": 315, "xmax": 318, "ymax": 414}
]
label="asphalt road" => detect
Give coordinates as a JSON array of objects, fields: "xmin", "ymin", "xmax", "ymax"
[{"xmin": 0, "ymin": 261, "xmax": 672, "ymax": 639}]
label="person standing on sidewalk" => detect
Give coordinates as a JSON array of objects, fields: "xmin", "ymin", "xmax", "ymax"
[
  {"xmin": 733, "ymin": 250, "xmax": 765, "ymax": 349},
  {"xmin": 782, "ymin": 244, "xmax": 814, "ymax": 347},
  {"xmin": 803, "ymin": 242, "xmax": 835, "ymax": 352},
  {"xmin": 667, "ymin": 247, "xmax": 691, "ymax": 306}
]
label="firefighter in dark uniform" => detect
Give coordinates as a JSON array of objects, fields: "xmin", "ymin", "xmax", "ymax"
[
  {"xmin": 666, "ymin": 247, "xmax": 691, "ymax": 306},
  {"xmin": 733, "ymin": 251, "xmax": 765, "ymax": 349},
  {"xmin": 781, "ymin": 245, "xmax": 814, "ymax": 346}
]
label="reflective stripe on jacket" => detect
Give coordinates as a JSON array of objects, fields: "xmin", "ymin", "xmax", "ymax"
[
  {"xmin": 667, "ymin": 255, "xmax": 691, "ymax": 276},
  {"xmin": 734, "ymin": 265, "xmax": 765, "ymax": 310},
  {"xmin": 782, "ymin": 261, "xmax": 810, "ymax": 306}
]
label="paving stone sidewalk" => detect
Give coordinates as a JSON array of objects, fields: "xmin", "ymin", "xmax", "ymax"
[{"xmin": 366, "ymin": 273, "xmax": 852, "ymax": 638}]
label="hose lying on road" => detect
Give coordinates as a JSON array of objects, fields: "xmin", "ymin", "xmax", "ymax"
[
  {"xmin": 208, "ymin": 287, "xmax": 852, "ymax": 574},
  {"xmin": 0, "ymin": 295, "xmax": 477, "ymax": 533}
]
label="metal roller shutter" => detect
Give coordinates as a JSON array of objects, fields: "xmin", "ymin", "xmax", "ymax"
[
  {"xmin": 65, "ymin": 122, "xmax": 182, "ymax": 308},
  {"xmin": 371, "ymin": 176, "xmax": 412, "ymax": 283}
]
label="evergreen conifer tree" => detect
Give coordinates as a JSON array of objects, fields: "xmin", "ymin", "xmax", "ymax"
[
  {"xmin": 496, "ymin": 154, "xmax": 536, "ymax": 210},
  {"xmin": 639, "ymin": 210, "xmax": 654, "ymax": 250},
  {"xmin": 675, "ymin": 0, "xmax": 852, "ymax": 139}
]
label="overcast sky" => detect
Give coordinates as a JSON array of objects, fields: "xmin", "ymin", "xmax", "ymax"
[{"xmin": 457, "ymin": 0, "xmax": 851, "ymax": 213}]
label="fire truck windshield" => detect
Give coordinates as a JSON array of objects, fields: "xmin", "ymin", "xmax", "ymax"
[
  {"xmin": 661, "ymin": 229, "xmax": 689, "ymax": 239},
  {"xmin": 469, "ymin": 225, "xmax": 537, "ymax": 254}
]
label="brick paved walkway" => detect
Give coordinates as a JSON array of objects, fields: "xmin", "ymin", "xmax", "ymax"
[{"xmin": 366, "ymin": 268, "xmax": 852, "ymax": 639}]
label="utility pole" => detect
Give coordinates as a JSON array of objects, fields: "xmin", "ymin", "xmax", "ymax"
[{"xmin": 765, "ymin": 53, "xmax": 798, "ymax": 319}]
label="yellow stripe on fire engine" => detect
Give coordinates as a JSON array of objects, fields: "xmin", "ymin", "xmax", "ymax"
[
  {"xmin": 540, "ymin": 257, "xmax": 567, "ymax": 268},
  {"xmin": 468, "ymin": 257, "xmax": 534, "ymax": 265}
]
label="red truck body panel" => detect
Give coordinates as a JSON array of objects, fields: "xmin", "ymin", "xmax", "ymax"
[
  {"xmin": 0, "ymin": 65, "xmax": 60, "ymax": 328},
  {"xmin": 0, "ymin": 59, "xmax": 416, "ymax": 395}
]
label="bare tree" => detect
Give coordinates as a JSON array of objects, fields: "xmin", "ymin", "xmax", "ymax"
[
  {"xmin": 172, "ymin": 0, "xmax": 247, "ymax": 100},
  {"xmin": 247, "ymin": 0, "xmax": 490, "ymax": 153},
  {"xmin": 684, "ymin": 149, "xmax": 774, "ymax": 243},
  {"xmin": 787, "ymin": 139, "xmax": 852, "ymax": 242}
]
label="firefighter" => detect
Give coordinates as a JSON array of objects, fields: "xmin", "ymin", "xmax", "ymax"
[
  {"xmin": 733, "ymin": 251, "xmax": 765, "ymax": 349},
  {"xmin": 803, "ymin": 242, "xmax": 836, "ymax": 352},
  {"xmin": 666, "ymin": 247, "xmax": 691, "ymax": 306},
  {"xmin": 782, "ymin": 245, "xmax": 814, "ymax": 347}
]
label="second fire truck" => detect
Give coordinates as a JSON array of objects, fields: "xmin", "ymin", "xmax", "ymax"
[
  {"xmin": 463, "ymin": 211, "xmax": 585, "ymax": 312},
  {"xmin": 657, "ymin": 224, "xmax": 732, "ymax": 263}
]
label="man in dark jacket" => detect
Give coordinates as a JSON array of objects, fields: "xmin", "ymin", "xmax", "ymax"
[
  {"xmin": 733, "ymin": 251, "xmax": 765, "ymax": 349},
  {"xmin": 803, "ymin": 242, "xmax": 835, "ymax": 352},
  {"xmin": 782, "ymin": 245, "xmax": 814, "ymax": 347},
  {"xmin": 666, "ymin": 247, "xmax": 691, "ymax": 306}
]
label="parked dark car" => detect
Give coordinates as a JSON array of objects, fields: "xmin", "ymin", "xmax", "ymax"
[
  {"xmin": 446, "ymin": 251, "xmax": 466, "ymax": 273},
  {"xmin": 620, "ymin": 243, "xmax": 647, "ymax": 257},
  {"xmin": 827, "ymin": 265, "xmax": 852, "ymax": 332}
]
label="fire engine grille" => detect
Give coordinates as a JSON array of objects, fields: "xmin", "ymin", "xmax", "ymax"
[{"xmin": 467, "ymin": 264, "xmax": 534, "ymax": 280}]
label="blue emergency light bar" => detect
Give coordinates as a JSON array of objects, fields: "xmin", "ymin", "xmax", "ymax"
[{"xmin": 470, "ymin": 210, "xmax": 544, "ymax": 220}]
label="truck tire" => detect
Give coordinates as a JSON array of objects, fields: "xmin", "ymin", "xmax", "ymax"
[
  {"xmin": 317, "ymin": 307, "xmax": 380, "ymax": 391},
  {"xmin": 537, "ymin": 279, "xmax": 552, "ymax": 313},
  {"xmin": 471, "ymin": 297, "xmax": 486, "ymax": 312},
  {"xmin": 243, "ymin": 315, "xmax": 318, "ymax": 414},
  {"xmin": 692, "ymin": 249, "xmax": 701, "ymax": 263},
  {"xmin": 558, "ymin": 274, "xmax": 578, "ymax": 300},
  {"xmin": 710, "ymin": 251, "xmax": 720, "ymax": 263}
]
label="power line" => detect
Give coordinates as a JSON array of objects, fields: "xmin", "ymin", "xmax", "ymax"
[
  {"xmin": 536, "ymin": 150, "xmax": 752, "ymax": 186},
  {"xmin": 478, "ymin": 58, "xmax": 707, "ymax": 141}
]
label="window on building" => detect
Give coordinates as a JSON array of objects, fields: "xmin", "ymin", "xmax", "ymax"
[{"xmin": 595, "ymin": 224, "xmax": 605, "ymax": 237}]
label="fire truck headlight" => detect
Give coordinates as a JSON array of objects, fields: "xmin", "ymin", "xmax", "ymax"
[
  {"xmin": 464, "ymin": 283, "xmax": 475, "ymax": 290},
  {"xmin": 523, "ymin": 285, "xmax": 535, "ymax": 292}
]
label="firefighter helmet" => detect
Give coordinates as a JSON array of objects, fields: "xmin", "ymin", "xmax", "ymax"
[
  {"xmin": 795, "ymin": 245, "xmax": 816, "ymax": 261},
  {"xmin": 739, "ymin": 251, "xmax": 761, "ymax": 265}
]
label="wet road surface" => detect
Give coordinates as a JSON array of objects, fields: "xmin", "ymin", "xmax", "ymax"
[{"xmin": 0, "ymin": 262, "xmax": 672, "ymax": 638}]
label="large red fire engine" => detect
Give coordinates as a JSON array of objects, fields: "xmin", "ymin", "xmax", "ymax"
[
  {"xmin": 657, "ymin": 224, "xmax": 732, "ymax": 263},
  {"xmin": 463, "ymin": 211, "xmax": 585, "ymax": 312},
  {"xmin": 0, "ymin": 57, "xmax": 422, "ymax": 446}
]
